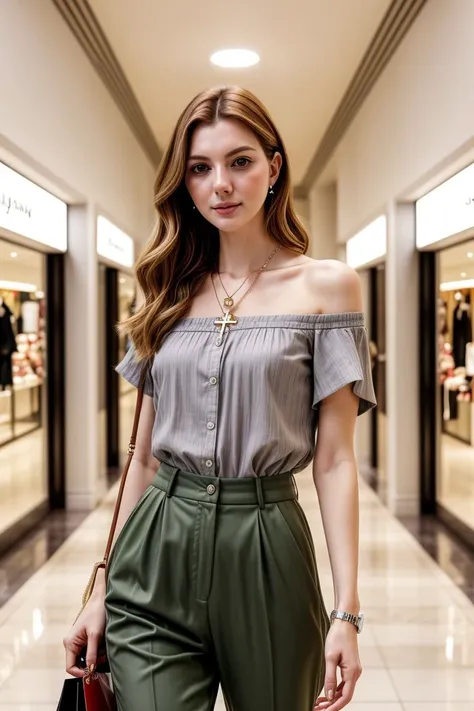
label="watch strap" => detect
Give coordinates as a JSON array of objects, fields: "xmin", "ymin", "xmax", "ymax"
[{"xmin": 330, "ymin": 609, "xmax": 363, "ymax": 633}]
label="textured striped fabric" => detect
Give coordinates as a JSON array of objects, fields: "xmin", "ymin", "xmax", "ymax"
[{"xmin": 117, "ymin": 312, "xmax": 376, "ymax": 479}]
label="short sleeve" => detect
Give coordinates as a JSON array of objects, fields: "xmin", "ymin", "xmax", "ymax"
[
  {"xmin": 313, "ymin": 325, "xmax": 377, "ymax": 416},
  {"xmin": 116, "ymin": 344, "xmax": 154, "ymax": 398}
]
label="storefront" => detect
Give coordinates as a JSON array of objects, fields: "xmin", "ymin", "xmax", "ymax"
[
  {"xmin": 346, "ymin": 215, "xmax": 387, "ymax": 497},
  {"xmin": 0, "ymin": 161, "xmax": 67, "ymax": 553},
  {"xmin": 417, "ymin": 162, "xmax": 474, "ymax": 546},
  {"xmin": 96, "ymin": 216, "xmax": 136, "ymax": 479}
]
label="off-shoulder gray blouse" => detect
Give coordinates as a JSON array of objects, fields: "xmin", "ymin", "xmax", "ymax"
[{"xmin": 117, "ymin": 312, "xmax": 376, "ymax": 479}]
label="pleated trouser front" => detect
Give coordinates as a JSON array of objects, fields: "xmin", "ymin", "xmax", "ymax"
[{"xmin": 105, "ymin": 462, "xmax": 330, "ymax": 711}]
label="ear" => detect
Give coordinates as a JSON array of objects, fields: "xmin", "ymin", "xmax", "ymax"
[{"xmin": 269, "ymin": 151, "xmax": 283, "ymax": 187}]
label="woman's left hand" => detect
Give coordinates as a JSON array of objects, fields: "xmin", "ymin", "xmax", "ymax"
[{"xmin": 314, "ymin": 620, "xmax": 362, "ymax": 710}]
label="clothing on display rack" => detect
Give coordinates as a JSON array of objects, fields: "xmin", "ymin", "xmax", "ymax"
[
  {"xmin": 0, "ymin": 299, "xmax": 17, "ymax": 389},
  {"xmin": 466, "ymin": 342, "xmax": 474, "ymax": 377},
  {"xmin": 438, "ymin": 298, "xmax": 448, "ymax": 336},
  {"xmin": 452, "ymin": 296, "xmax": 472, "ymax": 367},
  {"xmin": 443, "ymin": 374, "xmax": 468, "ymax": 421}
]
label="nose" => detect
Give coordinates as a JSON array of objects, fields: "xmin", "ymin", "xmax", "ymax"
[{"xmin": 213, "ymin": 166, "xmax": 232, "ymax": 195}]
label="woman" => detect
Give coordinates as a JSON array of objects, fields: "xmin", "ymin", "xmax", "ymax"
[{"xmin": 64, "ymin": 86, "xmax": 376, "ymax": 711}]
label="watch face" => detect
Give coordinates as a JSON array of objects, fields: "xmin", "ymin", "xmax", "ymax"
[{"xmin": 357, "ymin": 613, "xmax": 365, "ymax": 634}]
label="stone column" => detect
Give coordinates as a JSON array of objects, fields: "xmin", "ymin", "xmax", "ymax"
[
  {"xmin": 65, "ymin": 204, "xmax": 100, "ymax": 509},
  {"xmin": 355, "ymin": 268, "xmax": 372, "ymax": 468},
  {"xmin": 385, "ymin": 201, "xmax": 420, "ymax": 516}
]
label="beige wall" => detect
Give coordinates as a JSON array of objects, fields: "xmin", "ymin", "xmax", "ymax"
[
  {"xmin": 335, "ymin": 0, "xmax": 474, "ymax": 242},
  {"xmin": 308, "ymin": 184, "xmax": 338, "ymax": 259},
  {"xmin": 0, "ymin": 0, "xmax": 156, "ymax": 245},
  {"xmin": 294, "ymin": 198, "xmax": 310, "ymax": 233}
]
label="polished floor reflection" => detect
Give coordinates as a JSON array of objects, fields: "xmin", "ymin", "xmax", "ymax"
[
  {"xmin": 0, "ymin": 464, "xmax": 474, "ymax": 710},
  {"xmin": 0, "ymin": 429, "xmax": 46, "ymax": 539}
]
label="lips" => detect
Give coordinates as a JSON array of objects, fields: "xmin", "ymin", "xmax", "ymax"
[{"xmin": 212, "ymin": 203, "xmax": 241, "ymax": 215}]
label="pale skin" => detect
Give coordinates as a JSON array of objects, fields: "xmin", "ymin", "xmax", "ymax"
[{"xmin": 64, "ymin": 117, "xmax": 362, "ymax": 709}]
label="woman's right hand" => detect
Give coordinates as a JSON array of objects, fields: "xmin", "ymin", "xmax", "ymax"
[{"xmin": 63, "ymin": 594, "xmax": 106, "ymax": 677}]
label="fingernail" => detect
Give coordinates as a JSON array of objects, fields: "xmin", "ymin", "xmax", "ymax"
[
  {"xmin": 89, "ymin": 663, "xmax": 95, "ymax": 674},
  {"xmin": 328, "ymin": 689, "xmax": 334, "ymax": 701}
]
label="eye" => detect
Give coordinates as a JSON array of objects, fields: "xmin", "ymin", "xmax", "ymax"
[
  {"xmin": 233, "ymin": 157, "xmax": 252, "ymax": 168},
  {"xmin": 190, "ymin": 164, "xmax": 209, "ymax": 174}
]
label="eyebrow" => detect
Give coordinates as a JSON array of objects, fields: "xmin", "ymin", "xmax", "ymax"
[{"xmin": 188, "ymin": 146, "xmax": 257, "ymax": 162}]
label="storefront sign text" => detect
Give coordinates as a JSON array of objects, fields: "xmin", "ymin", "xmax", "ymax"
[
  {"xmin": 97, "ymin": 215, "xmax": 134, "ymax": 268},
  {"xmin": 0, "ymin": 162, "xmax": 67, "ymax": 251},
  {"xmin": 416, "ymin": 162, "xmax": 474, "ymax": 248}
]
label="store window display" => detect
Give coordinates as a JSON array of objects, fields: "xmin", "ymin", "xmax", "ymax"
[
  {"xmin": 437, "ymin": 242, "xmax": 474, "ymax": 533},
  {"xmin": 0, "ymin": 286, "xmax": 46, "ymax": 443},
  {"xmin": 439, "ymin": 289, "xmax": 472, "ymax": 441},
  {"xmin": 0, "ymin": 239, "xmax": 48, "ymax": 538},
  {"xmin": 117, "ymin": 274, "xmax": 136, "ymax": 464},
  {"xmin": 0, "ymin": 297, "xmax": 16, "ymax": 390},
  {"xmin": 118, "ymin": 275, "xmax": 136, "ymax": 396}
]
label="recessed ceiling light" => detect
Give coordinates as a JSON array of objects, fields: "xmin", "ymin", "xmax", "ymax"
[
  {"xmin": 210, "ymin": 49, "xmax": 260, "ymax": 68},
  {"xmin": 10, "ymin": 251, "xmax": 18, "ymax": 258},
  {"xmin": 468, "ymin": 252, "xmax": 474, "ymax": 258},
  {"xmin": 461, "ymin": 272, "xmax": 467, "ymax": 278},
  {"xmin": 119, "ymin": 277, "xmax": 126, "ymax": 284}
]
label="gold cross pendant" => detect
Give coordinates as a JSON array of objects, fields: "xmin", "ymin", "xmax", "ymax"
[{"xmin": 214, "ymin": 311, "xmax": 238, "ymax": 339}]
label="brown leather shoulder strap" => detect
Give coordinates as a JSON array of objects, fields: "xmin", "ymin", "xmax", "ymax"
[{"xmin": 103, "ymin": 364, "xmax": 148, "ymax": 565}]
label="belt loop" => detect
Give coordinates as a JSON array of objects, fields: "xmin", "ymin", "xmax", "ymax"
[
  {"xmin": 255, "ymin": 477, "xmax": 265, "ymax": 510},
  {"xmin": 291, "ymin": 473, "xmax": 299, "ymax": 501},
  {"xmin": 166, "ymin": 467, "xmax": 179, "ymax": 498}
]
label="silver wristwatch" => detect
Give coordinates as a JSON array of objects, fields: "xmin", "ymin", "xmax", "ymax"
[{"xmin": 330, "ymin": 609, "xmax": 364, "ymax": 634}]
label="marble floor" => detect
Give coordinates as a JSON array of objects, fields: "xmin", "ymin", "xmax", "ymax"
[
  {"xmin": 0, "ymin": 429, "xmax": 46, "ymax": 538},
  {"xmin": 0, "ymin": 465, "xmax": 474, "ymax": 709}
]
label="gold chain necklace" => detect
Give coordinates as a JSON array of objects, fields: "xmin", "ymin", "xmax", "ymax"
[
  {"xmin": 217, "ymin": 271, "xmax": 252, "ymax": 309},
  {"xmin": 212, "ymin": 244, "xmax": 281, "ymax": 339}
]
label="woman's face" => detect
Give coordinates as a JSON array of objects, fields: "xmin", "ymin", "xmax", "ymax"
[{"xmin": 185, "ymin": 118, "xmax": 282, "ymax": 231}]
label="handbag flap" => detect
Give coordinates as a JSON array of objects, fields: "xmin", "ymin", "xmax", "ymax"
[{"xmin": 83, "ymin": 673, "xmax": 117, "ymax": 711}]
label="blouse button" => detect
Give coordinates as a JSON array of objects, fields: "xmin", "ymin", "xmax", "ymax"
[
  {"xmin": 209, "ymin": 376, "xmax": 218, "ymax": 385},
  {"xmin": 205, "ymin": 459, "xmax": 213, "ymax": 468},
  {"xmin": 215, "ymin": 337, "xmax": 222, "ymax": 347},
  {"xmin": 207, "ymin": 421, "xmax": 215, "ymax": 430}
]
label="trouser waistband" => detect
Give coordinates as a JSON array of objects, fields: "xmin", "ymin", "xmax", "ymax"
[{"xmin": 151, "ymin": 462, "xmax": 297, "ymax": 509}]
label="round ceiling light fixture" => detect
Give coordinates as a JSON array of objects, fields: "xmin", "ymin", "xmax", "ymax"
[{"xmin": 210, "ymin": 49, "xmax": 260, "ymax": 68}]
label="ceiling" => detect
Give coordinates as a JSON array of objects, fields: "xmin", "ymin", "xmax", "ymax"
[
  {"xmin": 0, "ymin": 237, "xmax": 44, "ymax": 290},
  {"xmin": 440, "ymin": 239, "xmax": 474, "ymax": 284},
  {"xmin": 87, "ymin": 0, "xmax": 392, "ymax": 186}
]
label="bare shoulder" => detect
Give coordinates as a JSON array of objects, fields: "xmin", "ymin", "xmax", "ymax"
[{"xmin": 305, "ymin": 259, "xmax": 363, "ymax": 314}]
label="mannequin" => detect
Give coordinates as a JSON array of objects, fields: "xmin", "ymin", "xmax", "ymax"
[
  {"xmin": 0, "ymin": 296, "xmax": 17, "ymax": 390},
  {"xmin": 452, "ymin": 292, "xmax": 472, "ymax": 367}
]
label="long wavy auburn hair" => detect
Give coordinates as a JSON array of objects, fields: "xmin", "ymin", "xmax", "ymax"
[{"xmin": 123, "ymin": 85, "xmax": 310, "ymax": 360}]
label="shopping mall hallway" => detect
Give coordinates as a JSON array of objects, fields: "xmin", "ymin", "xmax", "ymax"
[
  {"xmin": 0, "ymin": 463, "xmax": 473, "ymax": 710},
  {"xmin": 3, "ymin": 0, "xmax": 474, "ymax": 709}
]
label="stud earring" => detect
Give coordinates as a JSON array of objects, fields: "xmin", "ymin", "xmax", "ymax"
[
  {"xmin": 192, "ymin": 204, "xmax": 196, "ymax": 210},
  {"xmin": 269, "ymin": 186, "xmax": 275, "ymax": 196}
]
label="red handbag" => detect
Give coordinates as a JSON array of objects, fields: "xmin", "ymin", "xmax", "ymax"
[
  {"xmin": 56, "ymin": 672, "xmax": 116, "ymax": 711},
  {"xmin": 57, "ymin": 370, "xmax": 147, "ymax": 711}
]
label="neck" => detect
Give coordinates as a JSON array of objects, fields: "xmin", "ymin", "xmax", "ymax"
[{"xmin": 218, "ymin": 214, "xmax": 278, "ymax": 277}]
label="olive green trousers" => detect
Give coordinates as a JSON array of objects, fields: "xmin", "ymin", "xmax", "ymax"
[{"xmin": 105, "ymin": 463, "xmax": 329, "ymax": 711}]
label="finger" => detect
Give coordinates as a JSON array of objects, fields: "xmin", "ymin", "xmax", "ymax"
[
  {"xmin": 65, "ymin": 645, "xmax": 85, "ymax": 678},
  {"xmin": 85, "ymin": 630, "xmax": 100, "ymax": 671},
  {"xmin": 325, "ymin": 675, "xmax": 359, "ymax": 711},
  {"xmin": 324, "ymin": 655, "xmax": 338, "ymax": 703},
  {"xmin": 315, "ymin": 682, "xmax": 345, "ymax": 710}
]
